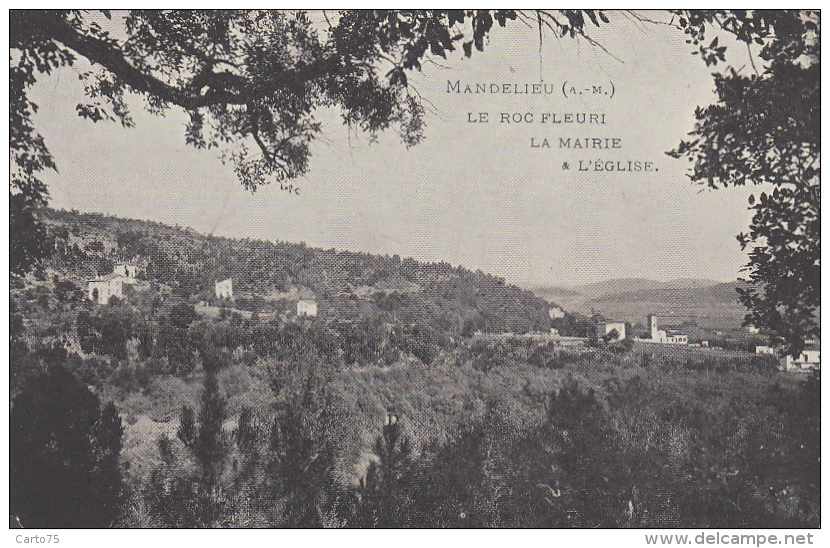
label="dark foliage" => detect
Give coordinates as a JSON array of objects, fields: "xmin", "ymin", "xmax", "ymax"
[
  {"xmin": 149, "ymin": 371, "xmax": 230, "ymax": 527},
  {"xmin": 177, "ymin": 370, "xmax": 227, "ymax": 482},
  {"xmin": 552, "ymin": 311, "xmax": 594, "ymax": 338},
  {"xmin": 409, "ymin": 423, "xmax": 493, "ymax": 527},
  {"xmin": 348, "ymin": 414, "xmax": 415, "ymax": 527},
  {"xmin": 10, "ymin": 195, "xmax": 55, "ymax": 276},
  {"xmin": 10, "ymin": 365, "xmax": 124, "ymax": 527},
  {"xmin": 331, "ymin": 373, "xmax": 820, "ymax": 528},
  {"xmin": 490, "ymin": 379, "xmax": 630, "ymax": 527},
  {"xmin": 145, "ymin": 471, "xmax": 230, "ymax": 528},
  {"xmin": 269, "ymin": 406, "xmax": 337, "ymax": 527},
  {"xmin": 9, "ymin": 299, "xmax": 28, "ymax": 361},
  {"xmin": 669, "ymin": 10, "xmax": 820, "ymax": 354},
  {"xmin": 77, "ymin": 306, "xmax": 133, "ymax": 359}
]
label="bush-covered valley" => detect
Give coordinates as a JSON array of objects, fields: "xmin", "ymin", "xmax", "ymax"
[{"xmin": 9, "ymin": 209, "xmax": 820, "ymax": 528}]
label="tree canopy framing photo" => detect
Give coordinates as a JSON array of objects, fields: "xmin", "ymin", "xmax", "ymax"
[{"xmin": 8, "ymin": 9, "xmax": 821, "ymax": 353}]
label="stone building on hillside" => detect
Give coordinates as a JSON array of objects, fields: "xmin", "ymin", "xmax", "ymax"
[
  {"xmin": 215, "ymin": 278, "xmax": 233, "ymax": 299},
  {"xmin": 297, "ymin": 299, "xmax": 318, "ymax": 317},
  {"xmin": 88, "ymin": 273, "xmax": 125, "ymax": 304}
]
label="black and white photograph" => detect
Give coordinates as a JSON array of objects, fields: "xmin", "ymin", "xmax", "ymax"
[{"xmin": 7, "ymin": 9, "xmax": 821, "ymax": 533}]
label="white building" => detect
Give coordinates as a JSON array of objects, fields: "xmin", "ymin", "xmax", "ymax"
[
  {"xmin": 297, "ymin": 299, "xmax": 318, "ymax": 317},
  {"xmin": 548, "ymin": 306, "xmax": 565, "ymax": 319},
  {"xmin": 784, "ymin": 349, "xmax": 820, "ymax": 371},
  {"xmin": 593, "ymin": 318, "xmax": 626, "ymax": 341},
  {"xmin": 756, "ymin": 345, "xmax": 775, "ymax": 355},
  {"xmin": 647, "ymin": 314, "xmax": 687, "ymax": 345},
  {"xmin": 88, "ymin": 273, "xmax": 125, "ymax": 304},
  {"xmin": 215, "ymin": 278, "xmax": 233, "ymax": 299},
  {"xmin": 747, "ymin": 325, "xmax": 760, "ymax": 334}
]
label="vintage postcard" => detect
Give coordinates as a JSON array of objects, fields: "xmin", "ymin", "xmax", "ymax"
[{"xmin": 8, "ymin": 9, "xmax": 820, "ymax": 537}]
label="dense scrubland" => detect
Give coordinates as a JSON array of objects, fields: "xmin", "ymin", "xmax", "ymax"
[{"xmin": 9, "ymin": 209, "xmax": 820, "ymax": 528}]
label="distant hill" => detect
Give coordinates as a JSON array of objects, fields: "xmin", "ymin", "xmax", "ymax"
[
  {"xmin": 588, "ymin": 281, "xmax": 748, "ymax": 329},
  {"xmin": 573, "ymin": 278, "xmax": 720, "ymax": 298},
  {"xmin": 531, "ymin": 278, "xmax": 747, "ymax": 330}
]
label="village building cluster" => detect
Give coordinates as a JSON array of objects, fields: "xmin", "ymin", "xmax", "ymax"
[
  {"xmin": 87, "ymin": 267, "xmax": 814, "ymax": 371},
  {"xmin": 209, "ymin": 277, "xmax": 317, "ymax": 318},
  {"xmin": 645, "ymin": 314, "xmax": 688, "ymax": 345},
  {"xmin": 88, "ymin": 266, "xmax": 319, "ymax": 321},
  {"xmin": 592, "ymin": 314, "xmax": 690, "ymax": 345}
]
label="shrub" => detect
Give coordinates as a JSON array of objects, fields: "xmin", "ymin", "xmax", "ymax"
[
  {"xmin": 411, "ymin": 423, "xmax": 492, "ymax": 527},
  {"xmin": 348, "ymin": 414, "xmax": 415, "ymax": 527},
  {"xmin": 77, "ymin": 308, "xmax": 132, "ymax": 360},
  {"xmin": 270, "ymin": 406, "xmax": 337, "ymax": 527}
]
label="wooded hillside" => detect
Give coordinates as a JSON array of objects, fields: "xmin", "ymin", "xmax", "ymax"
[{"xmin": 39, "ymin": 207, "xmax": 552, "ymax": 335}]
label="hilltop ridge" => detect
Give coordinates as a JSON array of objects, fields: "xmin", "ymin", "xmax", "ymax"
[{"xmin": 38, "ymin": 207, "xmax": 552, "ymax": 335}]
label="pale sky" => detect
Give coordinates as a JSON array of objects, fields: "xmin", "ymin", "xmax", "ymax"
[{"xmin": 32, "ymin": 11, "xmax": 759, "ymax": 287}]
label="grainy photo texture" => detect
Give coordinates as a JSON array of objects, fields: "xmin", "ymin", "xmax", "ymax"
[{"xmin": 9, "ymin": 10, "xmax": 820, "ymax": 529}]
